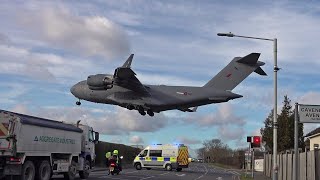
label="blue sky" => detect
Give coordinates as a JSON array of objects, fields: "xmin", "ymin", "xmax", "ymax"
[{"xmin": 1, "ymin": 0, "xmax": 320, "ymax": 156}]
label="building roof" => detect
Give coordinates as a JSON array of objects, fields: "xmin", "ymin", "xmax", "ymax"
[{"xmin": 305, "ymin": 127, "xmax": 320, "ymax": 138}]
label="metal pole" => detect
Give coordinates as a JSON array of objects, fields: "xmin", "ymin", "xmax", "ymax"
[
  {"xmin": 273, "ymin": 38, "xmax": 278, "ymax": 180},
  {"xmin": 246, "ymin": 143, "xmax": 250, "ymax": 177},
  {"xmin": 293, "ymin": 103, "xmax": 299, "ymax": 180},
  {"xmin": 252, "ymin": 149, "xmax": 255, "ymax": 178}
]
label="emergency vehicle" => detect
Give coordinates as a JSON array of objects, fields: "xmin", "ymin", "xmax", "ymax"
[{"xmin": 133, "ymin": 144, "xmax": 191, "ymax": 171}]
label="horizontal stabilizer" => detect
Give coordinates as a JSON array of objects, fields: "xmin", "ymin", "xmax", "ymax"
[
  {"xmin": 255, "ymin": 67, "xmax": 267, "ymax": 76},
  {"xmin": 237, "ymin": 53, "xmax": 260, "ymax": 65}
]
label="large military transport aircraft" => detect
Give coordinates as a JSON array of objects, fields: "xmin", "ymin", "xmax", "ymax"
[{"xmin": 71, "ymin": 53, "xmax": 266, "ymax": 116}]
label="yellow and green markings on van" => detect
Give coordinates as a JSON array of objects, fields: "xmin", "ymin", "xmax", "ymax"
[
  {"xmin": 137, "ymin": 157, "xmax": 177, "ymax": 162},
  {"xmin": 178, "ymin": 147, "xmax": 189, "ymax": 165}
]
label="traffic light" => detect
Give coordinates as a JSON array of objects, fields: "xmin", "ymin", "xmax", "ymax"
[{"xmin": 251, "ymin": 136, "xmax": 261, "ymax": 149}]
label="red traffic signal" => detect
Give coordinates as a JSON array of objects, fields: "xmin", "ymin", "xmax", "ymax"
[
  {"xmin": 251, "ymin": 136, "xmax": 261, "ymax": 148},
  {"xmin": 253, "ymin": 136, "xmax": 261, "ymax": 143}
]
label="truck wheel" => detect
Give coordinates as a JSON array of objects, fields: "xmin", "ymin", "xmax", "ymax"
[
  {"xmin": 21, "ymin": 161, "xmax": 36, "ymax": 180},
  {"xmin": 63, "ymin": 161, "xmax": 77, "ymax": 180},
  {"xmin": 5, "ymin": 176, "xmax": 20, "ymax": 180},
  {"xmin": 79, "ymin": 160, "xmax": 90, "ymax": 179},
  {"xmin": 37, "ymin": 160, "xmax": 51, "ymax": 180},
  {"xmin": 165, "ymin": 164, "xmax": 172, "ymax": 171},
  {"xmin": 135, "ymin": 163, "xmax": 142, "ymax": 170},
  {"xmin": 176, "ymin": 168, "xmax": 182, "ymax": 172}
]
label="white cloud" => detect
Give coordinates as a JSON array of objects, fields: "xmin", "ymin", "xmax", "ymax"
[
  {"xmin": 9, "ymin": 105, "xmax": 169, "ymax": 135},
  {"xmin": 0, "ymin": 33, "xmax": 10, "ymax": 45},
  {"xmin": 129, "ymin": 135, "xmax": 144, "ymax": 144},
  {"xmin": 174, "ymin": 137, "xmax": 201, "ymax": 145},
  {"xmin": 0, "ymin": 83, "xmax": 30, "ymax": 104},
  {"xmin": 185, "ymin": 103, "xmax": 246, "ymax": 127},
  {"xmin": 11, "ymin": 104, "xmax": 28, "ymax": 114},
  {"xmin": 218, "ymin": 125, "xmax": 245, "ymax": 142},
  {"xmin": 17, "ymin": 7, "xmax": 130, "ymax": 59},
  {"xmin": 108, "ymin": 11, "xmax": 142, "ymax": 26},
  {"xmin": 298, "ymin": 92, "xmax": 320, "ymax": 105}
]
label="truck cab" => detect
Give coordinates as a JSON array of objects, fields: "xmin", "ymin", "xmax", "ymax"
[{"xmin": 78, "ymin": 124, "xmax": 99, "ymax": 171}]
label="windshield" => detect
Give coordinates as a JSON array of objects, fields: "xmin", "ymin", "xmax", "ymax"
[{"xmin": 139, "ymin": 150, "xmax": 148, "ymax": 157}]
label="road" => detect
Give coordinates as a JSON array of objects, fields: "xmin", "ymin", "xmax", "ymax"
[{"xmin": 52, "ymin": 163, "xmax": 241, "ymax": 180}]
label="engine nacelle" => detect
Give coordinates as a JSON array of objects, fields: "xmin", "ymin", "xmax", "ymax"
[
  {"xmin": 87, "ymin": 74, "xmax": 113, "ymax": 90},
  {"xmin": 88, "ymin": 85, "xmax": 113, "ymax": 90}
]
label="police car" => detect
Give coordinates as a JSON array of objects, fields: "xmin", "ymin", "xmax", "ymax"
[{"xmin": 133, "ymin": 144, "xmax": 191, "ymax": 171}]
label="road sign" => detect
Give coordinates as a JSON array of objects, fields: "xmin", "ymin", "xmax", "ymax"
[{"xmin": 299, "ymin": 104, "xmax": 320, "ymax": 123}]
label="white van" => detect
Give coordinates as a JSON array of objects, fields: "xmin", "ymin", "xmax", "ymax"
[{"xmin": 133, "ymin": 144, "xmax": 191, "ymax": 171}]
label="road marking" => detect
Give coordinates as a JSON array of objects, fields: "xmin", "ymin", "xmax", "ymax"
[
  {"xmin": 123, "ymin": 170, "xmax": 141, "ymax": 174},
  {"xmin": 176, "ymin": 173, "xmax": 186, "ymax": 176},
  {"xmin": 231, "ymin": 171, "xmax": 241, "ymax": 175},
  {"xmin": 194, "ymin": 164, "xmax": 208, "ymax": 180},
  {"xmin": 140, "ymin": 176, "xmax": 155, "ymax": 180},
  {"xmin": 194, "ymin": 175, "xmax": 204, "ymax": 180},
  {"xmin": 216, "ymin": 177, "xmax": 223, "ymax": 180},
  {"xmin": 98, "ymin": 176, "xmax": 129, "ymax": 180},
  {"xmin": 159, "ymin": 172, "xmax": 170, "ymax": 176}
]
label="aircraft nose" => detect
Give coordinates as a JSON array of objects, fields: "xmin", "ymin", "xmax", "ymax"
[
  {"xmin": 70, "ymin": 85, "xmax": 76, "ymax": 95},
  {"xmin": 70, "ymin": 83, "xmax": 82, "ymax": 98}
]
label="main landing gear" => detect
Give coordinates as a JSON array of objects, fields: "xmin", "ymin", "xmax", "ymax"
[
  {"xmin": 133, "ymin": 105, "xmax": 154, "ymax": 117},
  {"xmin": 138, "ymin": 109, "xmax": 154, "ymax": 117},
  {"xmin": 147, "ymin": 110, "xmax": 154, "ymax": 117}
]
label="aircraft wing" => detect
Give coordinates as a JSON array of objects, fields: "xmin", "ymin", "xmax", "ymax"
[{"xmin": 113, "ymin": 56, "xmax": 150, "ymax": 95}]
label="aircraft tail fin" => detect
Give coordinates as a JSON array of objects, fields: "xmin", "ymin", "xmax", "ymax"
[
  {"xmin": 122, "ymin": 54, "xmax": 134, "ymax": 68},
  {"xmin": 203, "ymin": 53, "xmax": 266, "ymax": 90}
]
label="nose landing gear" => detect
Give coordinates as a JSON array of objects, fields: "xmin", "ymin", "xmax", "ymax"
[{"xmin": 76, "ymin": 100, "xmax": 81, "ymax": 106}]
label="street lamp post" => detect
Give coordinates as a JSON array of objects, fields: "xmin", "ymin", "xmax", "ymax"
[{"xmin": 217, "ymin": 32, "xmax": 279, "ymax": 180}]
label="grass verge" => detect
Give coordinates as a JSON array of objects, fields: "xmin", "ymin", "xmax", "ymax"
[{"xmin": 240, "ymin": 174, "xmax": 254, "ymax": 180}]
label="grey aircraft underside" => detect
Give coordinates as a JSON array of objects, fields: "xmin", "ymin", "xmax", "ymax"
[{"xmin": 71, "ymin": 53, "xmax": 266, "ymax": 116}]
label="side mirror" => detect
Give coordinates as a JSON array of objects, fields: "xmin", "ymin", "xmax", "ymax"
[
  {"xmin": 120, "ymin": 156, "xmax": 123, "ymax": 159},
  {"xmin": 94, "ymin": 132, "xmax": 99, "ymax": 142}
]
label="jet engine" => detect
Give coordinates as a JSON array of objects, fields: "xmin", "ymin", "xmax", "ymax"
[{"xmin": 87, "ymin": 74, "xmax": 113, "ymax": 90}]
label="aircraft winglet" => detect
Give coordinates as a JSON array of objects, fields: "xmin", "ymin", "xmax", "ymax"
[{"xmin": 122, "ymin": 54, "xmax": 134, "ymax": 68}]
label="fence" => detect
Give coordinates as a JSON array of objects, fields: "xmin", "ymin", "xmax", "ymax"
[{"xmin": 264, "ymin": 150, "xmax": 320, "ymax": 180}]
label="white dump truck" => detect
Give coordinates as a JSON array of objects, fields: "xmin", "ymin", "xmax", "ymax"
[{"xmin": 0, "ymin": 109, "xmax": 99, "ymax": 180}]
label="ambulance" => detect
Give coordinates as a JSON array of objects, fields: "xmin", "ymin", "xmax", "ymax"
[{"xmin": 133, "ymin": 144, "xmax": 191, "ymax": 171}]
